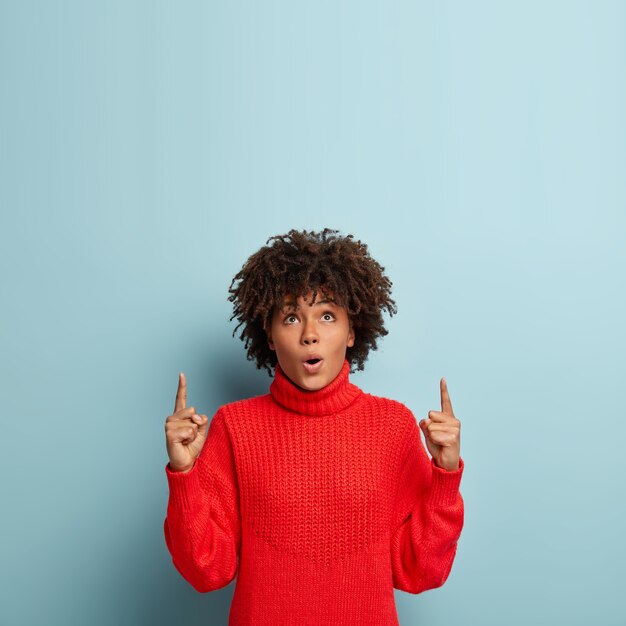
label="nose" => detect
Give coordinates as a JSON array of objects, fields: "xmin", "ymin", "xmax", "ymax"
[{"xmin": 301, "ymin": 319, "xmax": 319, "ymax": 345}]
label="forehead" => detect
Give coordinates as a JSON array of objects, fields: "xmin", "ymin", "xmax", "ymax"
[{"xmin": 278, "ymin": 290, "xmax": 338, "ymax": 309}]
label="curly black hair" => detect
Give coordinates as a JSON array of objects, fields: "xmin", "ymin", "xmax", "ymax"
[{"xmin": 227, "ymin": 227, "xmax": 398, "ymax": 377}]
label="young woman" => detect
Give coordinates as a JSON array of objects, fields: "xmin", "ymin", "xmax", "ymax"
[{"xmin": 163, "ymin": 227, "xmax": 464, "ymax": 625}]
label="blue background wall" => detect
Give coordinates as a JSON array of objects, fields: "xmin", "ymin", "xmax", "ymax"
[{"xmin": 1, "ymin": 1, "xmax": 624, "ymax": 625}]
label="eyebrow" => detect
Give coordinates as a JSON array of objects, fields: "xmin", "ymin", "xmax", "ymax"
[{"xmin": 281, "ymin": 299, "xmax": 336, "ymax": 310}]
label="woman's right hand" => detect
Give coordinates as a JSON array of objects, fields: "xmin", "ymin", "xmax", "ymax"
[{"xmin": 165, "ymin": 372, "xmax": 209, "ymax": 472}]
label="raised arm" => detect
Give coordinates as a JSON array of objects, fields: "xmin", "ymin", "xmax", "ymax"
[
  {"xmin": 163, "ymin": 373, "xmax": 241, "ymax": 592},
  {"xmin": 391, "ymin": 413, "xmax": 464, "ymax": 594}
]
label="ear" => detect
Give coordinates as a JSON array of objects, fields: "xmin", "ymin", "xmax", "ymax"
[
  {"xmin": 347, "ymin": 321, "xmax": 355, "ymax": 348},
  {"xmin": 265, "ymin": 322, "xmax": 275, "ymax": 351}
]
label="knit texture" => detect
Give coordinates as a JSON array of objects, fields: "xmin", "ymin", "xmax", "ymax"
[{"xmin": 164, "ymin": 358, "xmax": 465, "ymax": 625}]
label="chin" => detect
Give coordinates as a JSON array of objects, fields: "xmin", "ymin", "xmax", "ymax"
[
  {"xmin": 290, "ymin": 371, "xmax": 328, "ymax": 391},
  {"xmin": 295, "ymin": 378, "xmax": 324, "ymax": 392}
]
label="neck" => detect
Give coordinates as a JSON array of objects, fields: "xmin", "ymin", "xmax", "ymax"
[{"xmin": 270, "ymin": 358, "xmax": 364, "ymax": 416}]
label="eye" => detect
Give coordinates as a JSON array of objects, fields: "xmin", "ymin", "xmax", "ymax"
[{"xmin": 322, "ymin": 312, "xmax": 335, "ymax": 321}]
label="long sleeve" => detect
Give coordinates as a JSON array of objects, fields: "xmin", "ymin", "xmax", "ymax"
[
  {"xmin": 163, "ymin": 407, "xmax": 242, "ymax": 593},
  {"xmin": 390, "ymin": 412, "xmax": 465, "ymax": 594}
]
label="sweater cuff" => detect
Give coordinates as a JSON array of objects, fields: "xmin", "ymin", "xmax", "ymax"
[
  {"xmin": 165, "ymin": 460, "xmax": 203, "ymax": 511},
  {"xmin": 428, "ymin": 456, "xmax": 464, "ymax": 508}
]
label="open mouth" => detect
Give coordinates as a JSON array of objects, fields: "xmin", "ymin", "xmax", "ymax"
[{"xmin": 303, "ymin": 358, "xmax": 324, "ymax": 373}]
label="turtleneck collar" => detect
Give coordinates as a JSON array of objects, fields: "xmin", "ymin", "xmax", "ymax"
[{"xmin": 269, "ymin": 358, "xmax": 364, "ymax": 416}]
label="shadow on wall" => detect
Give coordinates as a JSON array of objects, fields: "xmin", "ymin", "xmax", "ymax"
[{"xmin": 145, "ymin": 354, "xmax": 264, "ymax": 626}]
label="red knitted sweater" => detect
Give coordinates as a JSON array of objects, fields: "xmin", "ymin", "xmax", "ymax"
[{"xmin": 164, "ymin": 358, "xmax": 465, "ymax": 625}]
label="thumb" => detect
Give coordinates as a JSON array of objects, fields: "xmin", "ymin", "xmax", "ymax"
[
  {"xmin": 188, "ymin": 415, "xmax": 209, "ymax": 459},
  {"xmin": 193, "ymin": 413, "xmax": 209, "ymax": 434},
  {"xmin": 189, "ymin": 414, "xmax": 209, "ymax": 449}
]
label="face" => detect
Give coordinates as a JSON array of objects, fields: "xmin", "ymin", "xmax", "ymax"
[{"xmin": 266, "ymin": 288, "xmax": 355, "ymax": 391}]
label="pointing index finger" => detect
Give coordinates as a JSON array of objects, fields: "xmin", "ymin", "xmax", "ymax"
[
  {"xmin": 175, "ymin": 372, "xmax": 187, "ymax": 412},
  {"xmin": 440, "ymin": 377, "xmax": 454, "ymax": 415}
]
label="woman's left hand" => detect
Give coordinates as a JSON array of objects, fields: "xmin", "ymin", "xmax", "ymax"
[{"xmin": 419, "ymin": 378, "xmax": 461, "ymax": 471}]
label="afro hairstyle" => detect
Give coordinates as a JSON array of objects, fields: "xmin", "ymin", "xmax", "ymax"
[{"xmin": 227, "ymin": 227, "xmax": 397, "ymax": 377}]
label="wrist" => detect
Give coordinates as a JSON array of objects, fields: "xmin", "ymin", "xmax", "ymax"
[
  {"xmin": 169, "ymin": 461, "xmax": 195, "ymax": 473},
  {"xmin": 433, "ymin": 457, "xmax": 459, "ymax": 471}
]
